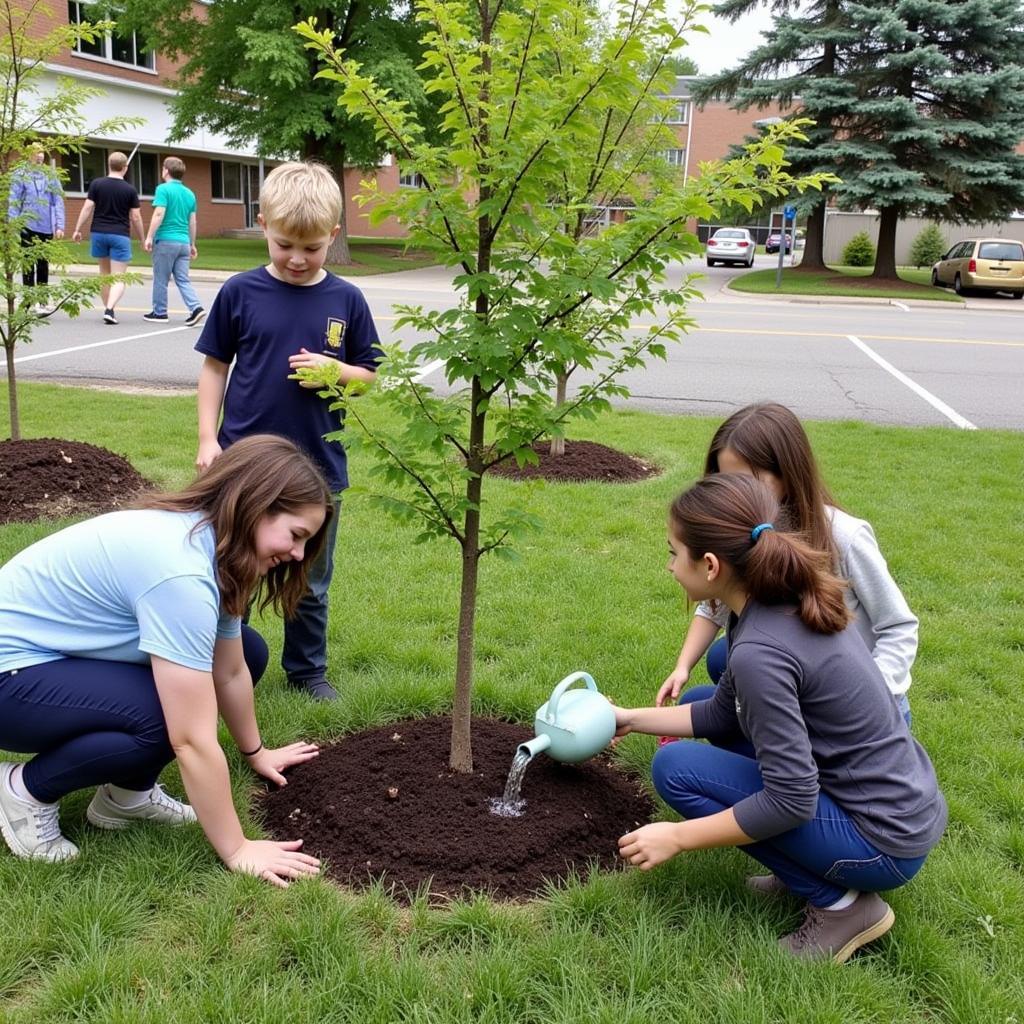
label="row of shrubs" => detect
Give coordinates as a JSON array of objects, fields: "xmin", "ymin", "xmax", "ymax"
[{"xmin": 840, "ymin": 224, "xmax": 947, "ymax": 269}]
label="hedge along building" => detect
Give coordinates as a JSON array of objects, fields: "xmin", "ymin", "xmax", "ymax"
[{"xmin": 15, "ymin": 0, "xmax": 406, "ymax": 239}]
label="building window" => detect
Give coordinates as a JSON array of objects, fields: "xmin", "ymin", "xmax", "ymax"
[
  {"xmin": 68, "ymin": 3, "xmax": 156, "ymax": 70},
  {"xmin": 64, "ymin": 147, "xmax": 107, "ymax": 193},
  {"xmin": 666, "ymin": 100, "xmax": 690, "ymax": 124},
  {"xmin": 663, "ymin": 148, "xmax": 686, "ymax": 167},
  {"xmin": 127, "ymin": 152, "xmax": 160, "ymax": 197},
  {"xmin": 211, "ymin": 160, "xmax": 243, "ymax": 201},
  {"xmin": 399, "ymin": 171, "xmax": 426, "ymax": 188}
]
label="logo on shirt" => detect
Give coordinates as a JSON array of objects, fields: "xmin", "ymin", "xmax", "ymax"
[{"xmin": 324, "ymin": 318, "xmax": 347, "ymax": 349}]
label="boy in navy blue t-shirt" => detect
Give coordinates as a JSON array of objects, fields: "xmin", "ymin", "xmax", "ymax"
[{"xmin": 195, "ymin": 161, "xmax": 383, "ymax": 700}]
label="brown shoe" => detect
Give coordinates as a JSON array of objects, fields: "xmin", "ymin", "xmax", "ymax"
[
  {"xmin": 746, "ymin": 874, "xmax": 792, "ymax": 897},
  {"xmin": 780, "ymin": 892, "xmax": 895, "ymax": 963}
]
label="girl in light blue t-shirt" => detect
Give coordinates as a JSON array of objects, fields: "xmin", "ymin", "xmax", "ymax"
[{"xmin": 0, "ymin": 435, "xmax": 333, "ymax": 887}]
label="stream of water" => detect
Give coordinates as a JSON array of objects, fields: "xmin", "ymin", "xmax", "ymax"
[{"xmin": 488, "ymin": 749, "xmax": 532, "ymax": 817}]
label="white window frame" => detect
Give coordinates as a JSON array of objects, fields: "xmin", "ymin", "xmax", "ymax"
[
  {"xmin": 663, "ymin": 148, "xmax": 686, "ymax": 167},
  {"xmin": 665, "ymin": 100, "xmax": 690, "ymax": 125},
  {"xmin": 399, "ymin": 171, "xmax": 427, "ymax": 189},
  {"xmin": 68, "ymin": 2, "xmax": 157, "ymax": 73}
]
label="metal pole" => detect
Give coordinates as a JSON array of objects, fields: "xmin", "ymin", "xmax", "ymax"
[
  {"xmin": 775, "ymin": 210, "xmax": 786, "ymax": 289},
  {"xmin": 124, "ymin": 141, "xmax": 142, "ymax": 167}
]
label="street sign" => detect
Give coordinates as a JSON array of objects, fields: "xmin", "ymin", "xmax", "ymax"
[{"xmin": 783, "ymin": 204, "xmax": 796, "ymax": 220}]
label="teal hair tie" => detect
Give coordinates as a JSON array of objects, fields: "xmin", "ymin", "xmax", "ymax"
[{"xmin": 750, "ymin": 523, "xmax": 774, "ymax": 542}]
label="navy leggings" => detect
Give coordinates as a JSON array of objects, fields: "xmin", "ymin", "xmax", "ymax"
[{"xmin": 0, "ymin": 626, "xmax": 268, "ymax": 803}]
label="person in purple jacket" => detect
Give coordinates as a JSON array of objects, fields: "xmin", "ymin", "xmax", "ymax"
[
  {"xmin": 7, "ymin": 146, "xmax": 65, "ymax": 314},
  {"xmin": 613, "ymin": 473, "xmax": 947, "ymax": 963}
]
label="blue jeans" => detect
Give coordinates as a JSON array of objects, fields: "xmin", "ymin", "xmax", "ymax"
[
  {"xmin": 281, "ymin": 497, "xmax": 341, "ymax": 683},
  {"xmin": 651, "ymin": 740, "xmax": 928, "ymax": 907},
  {"xmin": 151, "ymin": 240, "xmax": 200, "ymax": 316},
  {"xmin": 0, "ymin": 626, "xmax": 268, "ymax": 803}
]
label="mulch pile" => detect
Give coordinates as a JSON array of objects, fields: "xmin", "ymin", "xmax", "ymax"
[
  {"xmin": 260, "ymin": 716, "xmax": 655, "ymax": 903},
  {"xmin": 0, "ymin": 438, "xmax": 151, "ymax": 524},
  {"xmin": 488, "ymin": 439, "xmax": 658, "ymax": 483}
]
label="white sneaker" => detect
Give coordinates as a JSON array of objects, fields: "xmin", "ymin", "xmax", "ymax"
[
  {"xmin": 0, "ymin": 762, "xmax": 79, "ymax": 862},
  {"xmin": 87, "ymin": 783, "xmax": 197, "ymax": 830}
]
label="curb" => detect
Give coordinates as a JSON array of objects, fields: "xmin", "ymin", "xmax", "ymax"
[{"xmin": 722, "ymin": 279, "xmax": 966, "ymax": 309}]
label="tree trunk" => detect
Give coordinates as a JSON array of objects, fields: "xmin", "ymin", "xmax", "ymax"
[
  {"xmin": 303, "ymin": 136, "xmax": 351, "ymax": 265},
  {"xmin": 870, "ymin": 207, "xmax": 900, "ymax": 280},
  {"xmin": 4, "ymin": 341, "xmax": 19, "ymax": 441},
  {"xmin": 549, "ymin": 369, "xmax": 568, "ymax": 456},
  {"xmin": 797, "ymin": 197, "xmax": 828, "ymax": 272},
  {"xmin": 327, "ymin": 147, "xmax": 351, "ymax": 266},
  {"xmin": 449, "ymin": 375, "xmax": 487, "ymax": 773}
]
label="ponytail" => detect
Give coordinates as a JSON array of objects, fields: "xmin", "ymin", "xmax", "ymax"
[{"xmin": 670, "ymin": 474, "xmax": 850, "ymax": 634}]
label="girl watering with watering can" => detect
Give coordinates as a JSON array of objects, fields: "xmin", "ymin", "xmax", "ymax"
[{"xmin": 612, "ymin": 474, "xmax": 946, "ymax": 963}]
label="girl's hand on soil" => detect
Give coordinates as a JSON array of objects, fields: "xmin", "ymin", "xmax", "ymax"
[
  {"xmin": 656, "ymin": 667, "xmax": 689, "ymax": 706},
  {"xmin": 195, "ymin": 439, "xmax": 222, "ymax": 472},
  {"xmin": 288, "ymin": 349, "xmax": 341, "ymax": 388},
  {"xmin": 618, "ymin": 822, "xmax": 686, "ymax": 870},
  {"xmin": 247, "ymin": 742, "xmax": 320, "ymax": 787},
  {"xmin": 225, "ymin": 838, "xmax": 320, "ymax": 888}
]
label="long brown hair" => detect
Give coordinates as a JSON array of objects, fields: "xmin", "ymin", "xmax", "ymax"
[
  {"xmin": 705, "ymin": 402, "xmax": 837, "ymax": 562},
  {"xmin": 670, "ymin": 474, "xmax": 850, "ymax": 634},
  {"xmin": 137, "ymin": 435, "xmax": 333, "ymax": 618}
]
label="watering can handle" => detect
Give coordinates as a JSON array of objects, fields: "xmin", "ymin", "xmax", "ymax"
[{"xmin": 547, "ymin": 671, "xmax": 597, "ymax": 721}]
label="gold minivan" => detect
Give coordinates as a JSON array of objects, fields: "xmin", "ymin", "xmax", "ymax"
[{"xmin": 931, "ymin": 238, "xmax": 1024, "ymax": 298}]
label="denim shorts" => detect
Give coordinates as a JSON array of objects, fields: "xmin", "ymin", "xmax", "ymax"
[{"xmin": 90, "ymin": 232, "xmax": 132, "ymax": 262}]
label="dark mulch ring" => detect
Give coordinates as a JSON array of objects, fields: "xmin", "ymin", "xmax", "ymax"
[
  {"xmin": 0, "ymin": 437, "xmax": 151, "ymax": 524},
  {"xmin": 488, "ymin": 439, "xmax": 659, "ymax": 483},
  {"xmin": 260, "ymin": 716, "xmax": 655, "ymax": 903}
]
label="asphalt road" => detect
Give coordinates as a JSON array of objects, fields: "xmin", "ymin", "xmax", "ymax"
[{"xmin": 8, "ymin": 254, "xmax": 1024, "ymax": 430}]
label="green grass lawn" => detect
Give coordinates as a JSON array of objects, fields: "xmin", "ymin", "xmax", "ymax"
[
  {"xmin": 730, "ymin": 265, "xmax": 964, "ymax": 303},
  {"xmin": 62, "ymin": 236, "xmax": 440, "ymax": 276},
  {"xmin": 2, "ymin": 384, "xmax": 1023, "ymax": 1022}
]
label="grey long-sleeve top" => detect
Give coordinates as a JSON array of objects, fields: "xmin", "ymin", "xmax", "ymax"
[
  {"xmin": 695, "ymin": 505, "xmax": 918, "ymax": 696},
  {"xmin": 689, "ymin": 601, "xmax": 947, "ymax": 858}
]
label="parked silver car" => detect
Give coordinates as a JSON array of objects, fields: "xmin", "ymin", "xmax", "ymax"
[{"xmin": 706, "ymin": 228, "xmax": 755, "ymax": 268}]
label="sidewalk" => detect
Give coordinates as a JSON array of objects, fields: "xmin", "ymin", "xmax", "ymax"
[{"xmin": 63, "ymin": 263, "xmax": 237, "ymax": 284}]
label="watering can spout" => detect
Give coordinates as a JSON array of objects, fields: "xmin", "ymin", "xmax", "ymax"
[{"xmin": 517, "ymin": 734, "xmax": 551, "ymax": 761}]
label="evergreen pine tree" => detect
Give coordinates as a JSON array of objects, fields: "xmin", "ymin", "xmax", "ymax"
[
  {"xmin": 822, "ymin": 0, "xmax": 1024, "ymax": 279},
  {"xmin": 697, "ymin": 0, "xmax": 1024, "ymax": 279},
  {"xmin": 694, "ymin": 0, "xmax": 858, "ymax": 271}
]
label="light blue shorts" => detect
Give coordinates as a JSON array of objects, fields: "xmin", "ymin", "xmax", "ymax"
[{"xmin": 90, "ymin": 232, "xmax": 132, "ymax": 262}]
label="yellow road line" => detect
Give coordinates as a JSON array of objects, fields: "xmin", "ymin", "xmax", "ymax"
[{"xmin": 371, "ymin": 314, "xmax": 1022, "ymax": 349}]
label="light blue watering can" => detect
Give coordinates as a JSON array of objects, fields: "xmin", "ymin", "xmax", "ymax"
[{"xmin": 517, "ymin": 671, "xmax": 617, "ymax": 764}]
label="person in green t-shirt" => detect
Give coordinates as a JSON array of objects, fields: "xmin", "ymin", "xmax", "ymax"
[{"xmin": 143, "ymin": 157, "xmax": 205, "ymax": 327}]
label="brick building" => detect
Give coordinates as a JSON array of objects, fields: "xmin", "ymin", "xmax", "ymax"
[
  {"xmin": 19, "ymin": 1, "xmax": 783, "ymax": 240},
  {"xmin": 19, "ymin": 0, "xmax": 407, "ymax": 238}
]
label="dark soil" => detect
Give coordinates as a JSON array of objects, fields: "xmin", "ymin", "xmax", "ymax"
[
  {"xmin": 260, "ymin": 716, "xmax": 655, "ymax": 903},
  {"xmin": 488, "ymin": 439, "xmax": 658, "ymax": 484},
  {"xmin": 0, "ymin": 438, "xmax": 151, "ymax": 524}
]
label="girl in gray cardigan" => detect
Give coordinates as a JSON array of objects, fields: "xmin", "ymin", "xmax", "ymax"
[
  {"xmin": 615, "ymin": 474, "xmax": 946, "ymax": 963},
  {"xmin": 657, "ymin": 402, "xmax": 917, "ymax": 721}
]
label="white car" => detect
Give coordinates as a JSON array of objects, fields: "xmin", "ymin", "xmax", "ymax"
[{"xmin": 706, "ymin": 228, "xmax": 755, "ymax": 268}]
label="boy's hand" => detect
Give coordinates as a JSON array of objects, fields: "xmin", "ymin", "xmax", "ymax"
[
  {"xmin": 196, "ymin": 439, "xmax": 223, "ymax": 472},
  {"xmin": 288, "ymin": 348, "xmax": 342, "ymax": 388}
]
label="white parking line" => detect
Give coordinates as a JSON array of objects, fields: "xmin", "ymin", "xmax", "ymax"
[
  {"xmin": 13, "ymin": 326, "xmax": 193, "ymax": 363},
  {"xmin": 846, "ymin": 334, "xmax": 977, "ymax": 430},
  {"xmin": 412, "ymin": 358, "xmax": 444, "ymax": 381}
]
